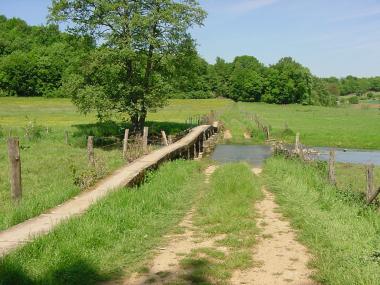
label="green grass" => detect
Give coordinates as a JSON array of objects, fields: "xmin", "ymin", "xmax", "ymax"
[
  {"xmin": 0, "ymin": 97, "xmax": 232, "ymax": 128},
  {"xmin": 0, "ymin": 138, "xmax": 124, "ymax": 231},
  {"xmin": 177, "ymin": 163, "xmax": 262, "ymax": 284},
  {"xmin": 0, "ymin": 98, "xmax": 232, "ymax": 230},
  {"xmin": 336, "ymin": 163, "xmax": 380, "ymax": 196},
  {"xmin": 220, "ymin": 103, "xmax": 267, "ymax": 145},
  {"xmin": 0, "ymin": 160, "xmax": 203, "ymax": 285},
  {"xmin": 225, "ymin": 102, "xmax": 380, "ymax": 149},
  {"xmin": 264, "ymin": 157, "xmax": 380, "ymax": 285}
]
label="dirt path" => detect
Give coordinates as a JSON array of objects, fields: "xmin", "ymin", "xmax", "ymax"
[
  {"xmin": 123, "ymin": 165, "xmax": 222, "ymax": 285},
  {"xmin": 231, "ymin": 169, "xmax": 316, "ymax": 285}
]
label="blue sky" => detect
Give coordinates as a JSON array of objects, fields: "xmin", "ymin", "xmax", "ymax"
[{"xmin": 1, "ymin": 0, "xmax": 380, "ymax": 77}]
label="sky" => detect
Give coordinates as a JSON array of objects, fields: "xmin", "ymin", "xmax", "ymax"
[{"xmin": 1, "ymin": 0, "xmax": 380, "ymax": 77}]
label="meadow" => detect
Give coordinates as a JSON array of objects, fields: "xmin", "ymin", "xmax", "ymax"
[
  {"xmin": 0, "ymin": 97, "xmax": 232, "ymax": 231},
  {"xmin": 222, "ymin": 102, "xmax": 380, "ymax": 149}
]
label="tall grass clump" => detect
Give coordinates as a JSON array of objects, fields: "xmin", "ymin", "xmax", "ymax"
[
  {"xmin": 264, "ymin": 157, "xmax": 380, "ymax": 285},
  {"xmin": 0, "ymin": 160, "xmax": 203, "ymax": 285},
  {"xmin": 178, "ymin": 163, "xmax": 262, "ymax": 283}
]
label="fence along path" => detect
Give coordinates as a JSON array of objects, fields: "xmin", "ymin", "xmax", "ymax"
[{"xmin": 0, "ymin": 124, "xmax": 218, "ymax": 257}]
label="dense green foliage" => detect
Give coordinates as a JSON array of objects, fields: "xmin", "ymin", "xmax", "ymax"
[
  {"xmin": 0, "ymin": 15, "xmax": 94, "ymax": 97},
  {"xmin": 49, "ymin": 0, "xmax": 206, "ymax": 132},
  {"xmin": 323, "ymin": 75, "xmax": 380, "ymax": 96},
  {"xmin": 1, "ymin": 7, "xmax": 380, "ymax": 113}
]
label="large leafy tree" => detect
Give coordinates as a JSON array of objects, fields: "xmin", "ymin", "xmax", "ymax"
[
  {"xmin": 49, "ymin": 0, "xmax": 206, "ymax": 133},
  {"xmin": 263, "ymin": 57, "xmax": 312, "ymax": 104},
  {"xmin": 228, "ymin": 56, "xmax": 265, "ymax": 102}
]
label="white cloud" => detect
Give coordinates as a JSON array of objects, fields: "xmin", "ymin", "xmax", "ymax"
[{"xmin": 229, "ymin": 0, "xmax": 279, "ymax": 13}]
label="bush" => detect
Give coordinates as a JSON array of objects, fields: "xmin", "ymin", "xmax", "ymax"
[
  {"xmin": 348, "ymin": 96, "xmax": 359, "ymax": 104},
  {"xmin": 367, "ymin": 92, "xmax": 374, "ymax": 99},
  {"xmin": 0, "ymin": 89, "xmax": 9, "ymax": 97},
  {"xmin": 23, "ymin": 119, "xmax": 44, "ymax": 141}
]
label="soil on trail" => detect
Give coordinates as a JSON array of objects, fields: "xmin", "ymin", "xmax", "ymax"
[
  {"xmin": 122, "ymin": 165, "xmax": 222, "ymax": 285},
  {"xmin": 231, "ymin": 175, "xmax": 316, "ymax": 285}
]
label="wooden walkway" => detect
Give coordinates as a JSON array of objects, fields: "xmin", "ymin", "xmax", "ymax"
[{"xmin": 0, "ymin": 124, "xmax": 217, "ymax": 257}]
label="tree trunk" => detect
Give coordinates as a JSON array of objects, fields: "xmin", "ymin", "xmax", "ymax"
[{"xmin": 131, "ymin": 113, "xmax": 147, "ymax": 135}]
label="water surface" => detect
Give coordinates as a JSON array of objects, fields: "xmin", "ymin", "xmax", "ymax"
[
  {"xmin": 212, "ymin": 145, "xmax": 271, "ymax": 166},
  {"xmin": 212, "ymin": 144, "xmax": 380, "ymax": 166}
]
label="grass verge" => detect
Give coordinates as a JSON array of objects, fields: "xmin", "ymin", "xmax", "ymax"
[
  {"xmin": 264, "ymin": 156, "xmax": 380, "ymax": 285},
  {"xmin": 0, "ymin": 160, "xmax": 203, "ymax": 285},
  {"xmin": 0, "ymin": 139, "xmax": 124, "ymax": 231},
  {"xmin": 178, "ymin": 163, "xmax": 262, "ymax": 283}
]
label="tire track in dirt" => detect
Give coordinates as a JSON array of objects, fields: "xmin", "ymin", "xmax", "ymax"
[
  {"xmin": 122, "ymin": 165, "xmax": 221, "ymax": 285},
  {"xmin": 231, "ymin": 168, "xmax": 316, "ymax": 285}
]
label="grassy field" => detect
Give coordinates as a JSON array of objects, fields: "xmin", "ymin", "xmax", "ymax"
[
  {"xmin": 0, "ymin": 98, "xmax": 232, "ymax": 231},
  {"xmin": 222, "ymin": 102, "xmax": 380, "ymax": 149},
  {"xmin": 0, "ymin": 160, "xmax": 204, "ymax": 284},
  {"xmin": 0, "ymin": 97, "xmax": 232, "ymax": 128},
  {"xmin": 264, "ymin": 157, "xmax": 380, "ymax": 285},
  {"xmin": 336, "ymin": 163, "xmax": 380, "ymax": 196}
]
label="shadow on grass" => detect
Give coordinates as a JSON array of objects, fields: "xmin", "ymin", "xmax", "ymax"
[
  {"xmin": 71, "ymin": 121, "xmax": 195, "ymax": 148},
  {"xmin": 180, "ymin": 257, "xmax": 215, "ymax": 285},
  {"xmin": 0, "ymin": 256, "xmax": 217, "ymax": 285},
  {"xmin": 0, "ymin": 257, "xmax": 104, "ymax": 285}
]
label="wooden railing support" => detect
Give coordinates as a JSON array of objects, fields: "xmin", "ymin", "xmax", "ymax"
[{"xmin": 7, "ymin": 138, "xmax": 22, "ymax": 201}]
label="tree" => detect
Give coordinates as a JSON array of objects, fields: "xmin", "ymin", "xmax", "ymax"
[
  {"xmin": 50, "ymin": 0, "xmax": 206, "ymax": 133},
  {"xmin": 209, "ymin": 57, "xmax": 231, "ymax": 97},
  {"xmin": 228, "ymin": 56, "xmax": 265, "ymax": 102},
  {"xmin": 263, "ymin": 57, "xmax": 312, "ymax": 104}
]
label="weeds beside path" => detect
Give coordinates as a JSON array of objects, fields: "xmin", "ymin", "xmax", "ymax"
[{"xmin": 264, "ymin": 157, "xmax": 380, "ymax": 285}]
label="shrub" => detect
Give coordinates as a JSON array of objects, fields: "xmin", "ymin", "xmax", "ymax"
[
  {"xmin": 23, "ymin": 119, "xmax": 44, "ymax": 141},
  {"xmin": 70, "ymin": 157, "xmax": 107, "ymax": 190},
  {"xmin": 348, "ymin": 96, "xmax": 359, "ymax": 104}
]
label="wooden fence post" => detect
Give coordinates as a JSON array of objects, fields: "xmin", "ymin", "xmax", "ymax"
[
  {"xmin": 87, "ymin": 136, "xmax": 95, "ymax": 166},
  {"xmin": 328, "ymin": 150, "xmax": 336, "ymax": 185},
  {"xmin": 143, "ymin": 127, "xmax": 149, "ymax": 152},
  {"xmin": 7, "ymin": 138, "xmax": 22, "ymax": 201},
  {"xmin": 123, "ymin": 129, "xmax": 129, "ymax": 160},
  {"xmin": 295, "ymin": 132, "xmax": 300, "ymax": 154},
  {"xmin": 161, "ymin": 130, "xmax": 168, "ymax": 146},
  {"xmin": 265, "ymin": 126, "xmax": 270, "ymax": 140},
  {"xmin": 65, "ymin": 130, "xmax": 69, "ymax": 145},
  {"xmin": 366, "ymin": 164, "xmax": 380, "ymax": 204}
]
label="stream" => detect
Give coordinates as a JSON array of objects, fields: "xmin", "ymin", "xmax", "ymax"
[{"xmin": 212, "ymin": 144, "xmax": 380, "ymax": 166}]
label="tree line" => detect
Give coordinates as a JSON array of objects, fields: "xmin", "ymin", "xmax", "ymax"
[{"xmin": 0, "ymin": 0, "xmax": 379, "ymax": 133}]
